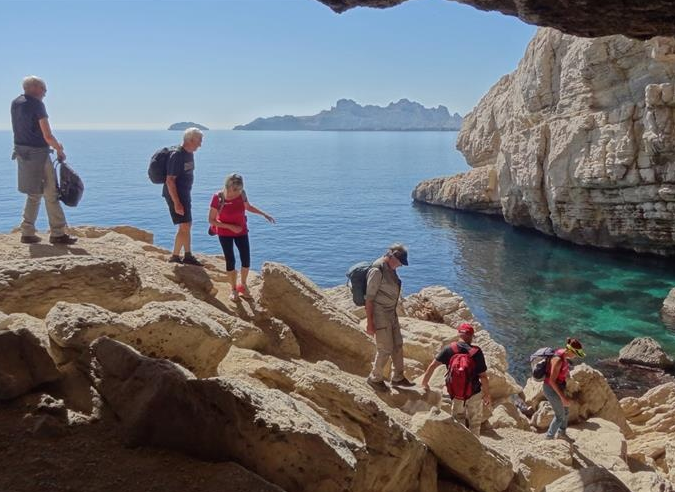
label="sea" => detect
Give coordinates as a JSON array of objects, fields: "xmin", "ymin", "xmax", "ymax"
[{"xmin": 1, "ymin": 130, "xmax": 674, "ymax": 384}]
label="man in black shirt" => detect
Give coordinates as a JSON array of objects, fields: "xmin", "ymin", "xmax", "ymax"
[
  {"xmin": 164, "ymin": 128, "xmax": 203, "ymax": 266},
  {"xmin": 421, "ymin": 323, "xmax": 491, "ymax": 435},
  {"xmin": 11, "ymin": 76, "xmax": 77, "ymax": 245}
]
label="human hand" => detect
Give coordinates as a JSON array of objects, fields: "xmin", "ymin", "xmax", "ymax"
[
  {"xmin": 265, "ymin": 214, "xmax": 276, "ymax": 224},
  {"xmin": 422, "ymin": 382, "xmax": 430, "ymax": 392},
  {"xmin": 229, "ymin": 225, "xmax": 243, "ymax": 234},
  {"xmin": 56, "ymin": 149, "xmax": 66, "ymax": 162},
  {"xmin": 366, "ymin": 321, "xmax": 376, "ymax": 337},
  {"xmin": 174, "ymin": 202, "xmax": 185, "ymax": 216},
  {"xmin": 482, "ymin": 393, "xmax": 492, "ymax": 406},
  {"xmin": 562, "ymin": 397, "xmax": 570, "ymax": 407}
]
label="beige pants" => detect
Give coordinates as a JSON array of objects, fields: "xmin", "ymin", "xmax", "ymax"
[
  {"xmin": 369, "ymin": 323, "xmax": 404, "ymax": 383},
  {"xmin": 450, "ymin": 391, "xmax": 484, "ymax": 435},
  {"xmin": 20, "ymin": 157, "xmax": 66, "ymax": 237}
]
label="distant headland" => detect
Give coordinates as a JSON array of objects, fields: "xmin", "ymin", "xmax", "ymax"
[
  {"xmin": 168, "ymin": 122, "xmax": 209, "ymax": 131},
  {"xmin": 233, "ymin": 99, "xmax": 463, "ymax": 131}
]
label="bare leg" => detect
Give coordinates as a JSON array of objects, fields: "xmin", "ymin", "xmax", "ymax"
[{"xmin": 173, "ymin": 222, "xmax": 191, "ymax": 256}]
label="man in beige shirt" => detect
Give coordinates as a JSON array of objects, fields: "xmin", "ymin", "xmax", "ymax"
[{"xmin": 365, "ymin": 243, "xmax": 415, "ymax": 391}]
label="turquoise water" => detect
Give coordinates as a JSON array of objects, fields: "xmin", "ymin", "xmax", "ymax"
[{"xmin": 1, "ymin": 130, "xmax": 674, "ymax": 380}]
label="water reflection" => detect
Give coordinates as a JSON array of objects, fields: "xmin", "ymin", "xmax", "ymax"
[{"xmin": 412, "ymin": 202, "xmax": 675, "ymax": 382}]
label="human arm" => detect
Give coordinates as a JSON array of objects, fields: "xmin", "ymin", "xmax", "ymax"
[
  {"xmin": 244, "ymin": 202, "xmax": 275, "ymax": 223},
  {"xmin": 479, "ymin": 372, "xmax": 491, "ymax": 405},
  {"xmin": 38, "ymin": 118, "xmax": 65, "ymax": 161},
  {"xmin": 165, "ymin": 177, "xmax": 184, "ymax": 215},
  {"xmin": 421, "ymin": 360, "xmax": 443, "ymax": 390},
  {"xmin": 208, "ymin": 205, "xmax": 242, "ymax": 233},
  {"xmin": 548, "ymin": 357, "xmax": 569, "ymax": 406}
]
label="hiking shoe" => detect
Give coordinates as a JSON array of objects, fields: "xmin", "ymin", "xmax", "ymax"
[
  {"xmin": 168, "ymin": 255, "xmax": 183, "ymax": 264},
  {"xmin": 557, "ymin": 431, "xmax": 574, "ymax": 442},
  {"xmin": 49, "ymin": 234, "xmax": 78, "ymax": 245},
  {"xmin": 391, "ymin": 377, "xmax": 415, "ymax": 388},
  {"xmin": 182, "ymin": 254, "xmax": 203, "ymax": 267},
  {"xmin": 20, "ymin": 235, "xmax": 41, "ymax": 244},
  {"xmin": 367, "ymin": 379, "xmax": 389, "ymax": 392}
]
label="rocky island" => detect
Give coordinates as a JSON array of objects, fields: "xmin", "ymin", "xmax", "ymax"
[
  {"xmin": 168, "ymin": 122, "xmax": 209, "ymax": 131},
  {"xmin": 1, "ymin": 226, "xmax": 674, "ymax": 492},
  {"xmin": 234, "ymin": 98, "xmax": 463, "ymax": 131},
  {"xmin": 413, "ymin": 29, "xmax": 675, "ymax": 256}
]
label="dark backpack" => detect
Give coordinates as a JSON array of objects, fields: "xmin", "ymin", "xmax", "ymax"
[
  {"xmin": 55, "ymin": 161, "xmax": 84, "ymax": 207},
  {"xmin": 529, "ymin": 347, "xmax": 556, "ymax": 381},
  {"xmin": 345, "ymin": 262, "xmax": 373, "ymax": 306},
  {"xmin": 445, "ymin": 342, "xmax": 480, "ymax": 400},
  {"xmin": 148, "ymin": 146, "xmax": 176, "ymax": 184}
]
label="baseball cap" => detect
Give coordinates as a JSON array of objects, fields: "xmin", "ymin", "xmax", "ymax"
[
  {"xmin": 393, "ymin": 249, "xmax": 408, "ymax": 266},
  {"xmin": 458, "ymin": 323, "xmax": 474, "ymax": 336}
]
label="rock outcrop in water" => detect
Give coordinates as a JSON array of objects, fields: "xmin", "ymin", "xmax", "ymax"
[
  {"xmin": 664, "ymin": 289, "xmax": 675, "ymax": 329},
  {"xmin": 413, "ymin": 29, "xmax": 675, "ymax": 256},
  {"xmin": 234, "ymin": 99, "xmax": 462, "ymax": 131},
  {"xmin": 1, "ymin": 226, "xmax": 674, "ymax": 492},
  {"xmin": 317, "ymin": 0, "xmax": 675, "ymax": 40}
]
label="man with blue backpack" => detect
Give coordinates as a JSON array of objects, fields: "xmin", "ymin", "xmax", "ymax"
[
  {"xmin": 421, "ymin": 323, "xmax": 491, "ymax": 435},
  {"xmin": 360, "ymin": 244, "xmax": 415, "ymax": 391}
]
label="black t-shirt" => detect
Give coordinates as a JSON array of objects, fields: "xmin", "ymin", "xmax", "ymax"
[
  {"xmin": 162, "ymin": 147, "xmax": 195, "ymax": 200},
  {"xmin": 435, "ymin": 341, "xmax": 488, "ymax": 394},
  {"xmin": 11, "ymin": 94, "xmax": 49, "ymax": 147}
]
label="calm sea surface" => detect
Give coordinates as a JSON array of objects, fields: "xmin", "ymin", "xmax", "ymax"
[{"xmin": 1, "ymin": 130, "xmax": 674, "ymax": 381}]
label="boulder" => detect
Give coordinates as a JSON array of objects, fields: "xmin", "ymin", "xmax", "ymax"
[
  {"xmin": 487, "ymin": 401, "xmax": 531, "ymax": 431},
  {"xmin": 0, "ymin": 255, "xmax": 183, "ymax": 318},
  {"xmin": 70, "ymin": 225, "xmax": 154, "ymax": 244},
  {"xmin": 663, "ymin": 288, "xmax": 675, "ymax": 329},
  {"xmin": 260, "ymin": 262, "xmax": 375, "ymax": 376},
  {"xmin": 542, "ymin": 467, "xmax": 632, "ymax": 492},
  {"xmin": 91, "ymin": 337, "xmax": 369, "ymax": 492},
  {"xmin": 0, "ymin": 312, "xmax": 60, "ymax": 400},
  {"xmin": 618, "ymin": 337, "xmax": 674, "ymax": 369},
  {"xmin": 566, "ymin": 418, "xmax": 628, "ymax": 472},
  {"xmin": 403, "ymin": 286, "xmax": 478, "ymax": 328},
  {"xmin": 218, "ymin": 347, "xmax": 430, "ymax": 492},
  {"xmin": 613, "ymin": 471, "xmax": 675, "ymax": 492},
  {"xmin": 412, "ymin": 167, "xmax": 501, "ymax": 215},
  {"xmin": 410, "ymin": 408, "xmax": 514, "ymax": 492},
  {"xmin": 47, "ymin": 301, "xmax": 267, "ymax": 377}
]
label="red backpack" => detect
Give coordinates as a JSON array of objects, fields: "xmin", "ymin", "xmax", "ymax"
[{"xmin": 445, "ymin": 342, "xmax": 480, "ymax": 401}]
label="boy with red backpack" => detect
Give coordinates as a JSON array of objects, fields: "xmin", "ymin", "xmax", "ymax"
[{"xmin": 421, "ymin": 323, "xmax": 491, "ymax": 435}]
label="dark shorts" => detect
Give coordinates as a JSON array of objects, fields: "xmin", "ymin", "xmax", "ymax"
[{"xmin": 165, "ymin": 195, "xmax": 192, "ymax": 225}]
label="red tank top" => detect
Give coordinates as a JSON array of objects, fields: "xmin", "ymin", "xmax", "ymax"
[
  {"xmin": 544, "ymin": 348, "xmax": 569, "ymax": 385},
  {"xmin": 211, "ymin": 193, "xmax": 248, "ymax": 237}
]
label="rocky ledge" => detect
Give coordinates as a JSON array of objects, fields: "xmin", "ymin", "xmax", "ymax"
[
  {"xmin": 414, "ymin": 29, "xmax": 675, "ymax": 256},
  {"xmin": 317, "ymin": 0, "xmax": 675, "ymax": 40},
  {"xmin": 1, "ymin": 226, "xmax": 674, "ymax": 492}
]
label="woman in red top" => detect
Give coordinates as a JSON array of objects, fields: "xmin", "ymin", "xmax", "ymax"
[
  {"xmin": 543, "ymin": 337, "xmax": 585, "ymax": 440},
  {"xmin": 208, "ymin": 173, "xmax": 275, "ymax": 301}
]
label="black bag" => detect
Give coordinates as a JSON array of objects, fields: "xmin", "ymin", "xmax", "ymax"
[
  {"xmin": 148, "ymin": 146, "xmax": 176, "ymax": 184},
  {"xmin": 208, "ymin": 192, "xmax": 226, "ymax": 236},
  {"xmin": 529, "ymin": 347, "xmax": 556, "ymax": 381},
  {"xmin": 54, "ymin": 160, "xmax": 84, "ymax": 207},
  {"xmin": 345, "ymin": 262, "xmax": 373, "ymax": 306}
]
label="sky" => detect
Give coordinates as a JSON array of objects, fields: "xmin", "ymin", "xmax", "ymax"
[{"xmin": 0, "ymin": 0, "xmax": 536, "ymax": 129}]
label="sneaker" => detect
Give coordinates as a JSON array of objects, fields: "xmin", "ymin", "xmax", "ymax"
[
  {"xmin": 20, "ymin": 235, "xmax": 41, "ymax": 244},
  {"xmin": 557, "ymin": 431, "xmax": 574, "ymax": 442},
  {"xmin": 168, "ymin": 255, "xmax": 183, "ymax": 264},
  {"xmin": 229, "ymin": 291, "xmax": 240, "ymax": 302},
  {"xmin": 391, "ymin": 377, "xmax": 415, "ymax": 388},
  {"xmin": 367, "ymin": 379, "xmax": 389, "ymax": 392},
  {"xmin": 182, "ymin": 253, "xmax": 203, "ymax": 267},
  {"xmin": 49, "ymin": 234, "xmax": 78, "ymax": 245},
  {"xmin": 544, "ymin": 434, "xmax": 555, "ymax": 440},
  {"xmin": 236, "ymin": 284, "xmax": 253, "ymax": 299}
]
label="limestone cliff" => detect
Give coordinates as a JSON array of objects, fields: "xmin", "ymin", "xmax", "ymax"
[{"xmin": 414, "ymin": 28, "xmax": 675, "ymax": 256}]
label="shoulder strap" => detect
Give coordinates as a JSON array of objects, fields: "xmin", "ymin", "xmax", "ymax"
[
  {"xmin": 468, "ymin": 346, "xmax": 480, "ymax": 358},
  {"xmin": 217, "ymin": 192, "xmax": 226, "ymax": 213}
]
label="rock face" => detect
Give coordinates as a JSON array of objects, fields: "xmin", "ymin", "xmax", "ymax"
[
  {"xmin": 663, "ymin": 288, "xmax": 675, "ymax": 329},
  {"xmin": 619, "ymin": 337, "xmax": 674, "ymax": 369},
  {"xmin": 542, "ymin": 466, "xmax": 632, "ymax": 492},
  {"xmin": 260, "ymin": 262, "xmax": 375, "ymax": 376},
  {"xmin": 0, "ymin": 313, "xmax": 60, "ymax": 400},
  {"xmin": 317, "ymin": 0, "xmax": 675, "ymax": 39},
  {"xmin": 415, "ymin": 29, "xmax": 675, "ymax": 256},
  {"xmin": 411, "ymin": 167, "xmax": 501, "ymax": 215}
]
